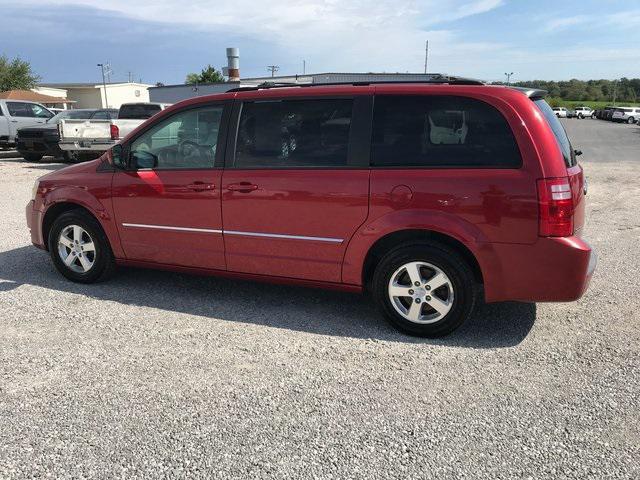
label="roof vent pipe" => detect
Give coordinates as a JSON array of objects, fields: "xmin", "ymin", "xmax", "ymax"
[{"xmin": 226, "ymin": 48, "xmax": 240, "ymax": 81}]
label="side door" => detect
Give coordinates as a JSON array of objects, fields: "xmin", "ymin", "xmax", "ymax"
[
  {"xmin": 111, "ymin": 102, "xmax": 229, "ymax": 270},
  {"xmin": 221, "ymin": 95, "xmax": 372, "ymax": 283}
]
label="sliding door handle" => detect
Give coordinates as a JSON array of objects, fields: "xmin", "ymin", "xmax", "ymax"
[{"xmin": 226, "ymin": 182, "xmax": 258, "ymax": 193}]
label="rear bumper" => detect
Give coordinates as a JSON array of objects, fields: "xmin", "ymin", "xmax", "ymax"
[
  {"xmin": 26, "ymin": 200, "xmax": 46, "ymax": 250},
  {"xmin": 59, "ymin": 139, "xmax": 114, "ymax": 153},
  {"xmin": 483, "ymin": 236, "xmax": 596, "ymax": 303}
]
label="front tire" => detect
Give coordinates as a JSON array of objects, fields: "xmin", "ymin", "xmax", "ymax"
[
  {"xmin": 628, "ymin": 117, "xmax": 635, "ymax": 124},
  {"xmin": 371, "ymin": 244, "xmax": 478, "ymax": 337},
  {"xmin": 48, "ymin": 210, "xmax": 116, "ymax": 283}
]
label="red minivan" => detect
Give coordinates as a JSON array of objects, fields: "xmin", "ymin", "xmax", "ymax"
[{"xmin": 26, "ymin": 79, "xmax": 596, "ymax": 337}]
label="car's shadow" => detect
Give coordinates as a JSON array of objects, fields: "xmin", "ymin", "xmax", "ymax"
[{"xmin": 0, "ymin": 246, "xmax": 536, "ymax": 348}]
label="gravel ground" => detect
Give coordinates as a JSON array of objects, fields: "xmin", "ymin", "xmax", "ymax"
[{"xmin": 0, "ymin": 119, "xmax": 639, "ymax": 479}]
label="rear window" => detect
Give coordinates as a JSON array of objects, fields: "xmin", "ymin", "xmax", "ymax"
[
  {"xmin": 534, "ymin": 99, "xmax": 576, "ymax": 167},
  {"xmin": 371, "ymin": 95, "xmax": 522, "ymax": 168},
  {"xmin": 118, "ymin": 104, "xmax": 162, "ymax": 120}
]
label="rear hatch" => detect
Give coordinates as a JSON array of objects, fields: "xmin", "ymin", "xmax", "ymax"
[{"xmin": 533, "ymin": 98, "xmax": 585, "ymax": 234}]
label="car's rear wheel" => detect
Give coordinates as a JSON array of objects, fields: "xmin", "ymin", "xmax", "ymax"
[
  {"xmin": 628, "ymin": 117, "xmax": 635, "ymax": 124},
  {"xmin": 371, "ymin": 244, "xmax": 478, "ymax": 337},
  {"xmin": 48, "ymin": 210, "xmax": 116, "ymax": 283}
]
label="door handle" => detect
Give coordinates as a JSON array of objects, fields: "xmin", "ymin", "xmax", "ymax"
[
  {"xmin": 187, "ymin": 182, "xmax": 215, "ymax": 191},
  {"xmin": 10, "ymin": 120, "xmax": 18, "ymax": 123},
  {"xmin": 226, "ymin": 182, "xmax": 258, "ymax": 193}
]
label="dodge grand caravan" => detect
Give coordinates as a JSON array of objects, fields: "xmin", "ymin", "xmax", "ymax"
[{"xmin": 26, "ymin": 78, "xmax": 596, "ymax": 337}]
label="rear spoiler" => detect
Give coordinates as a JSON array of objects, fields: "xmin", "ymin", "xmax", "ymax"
[{"xmin": 510, "ymin": 87, "xmax": 548, "ymax": 99}]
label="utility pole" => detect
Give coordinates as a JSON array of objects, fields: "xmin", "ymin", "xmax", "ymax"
[
  {"xmin": 303, "ymin": 60, "xmax": 306, "ymax": 75},
  {"xmin": 424, "ymin": 40, "xmax": 429, "ymax": 74},
  {"xmin": 504, "ymin": 72, "xmax": 514, "ymax": 86},
  {"xmin": 97, "ymin": 63, "xmax": 109, "ymax": 108},
  {"xmin": 267, "ymin": 65, "xmax": 280, "ymax": 77}
]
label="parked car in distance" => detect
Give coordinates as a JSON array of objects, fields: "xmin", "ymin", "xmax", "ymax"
[
  {"xmin": 611, "ymin": 107, "xmax": 640, "ymax": 124},
  {"xmin": 604, "ymin": 107, "xmax": 617, "ymax": 121},
  {"xmin": 0, "ymin": 100, "xmax": 54, "ymax": 149},
  {"xmin": 16, "ymin": 109, "xmax": 118, "ymax": 162},
  {"xmin": 58, "ymin": 102, "xmax": 170, "ymax": 161},
  {"xmin": 552, "ymin": 107, "xmax": 568, "ymax": 118},
  {"xmin": 574, "ymin": 106, "xmax": 594, "ymax": 119},
  {"xmin": 565, "ymin": 108, "xmax": 577, "ymax": 119},
  {"xmin": 26, "ymin": 81, "xmax": 595, "ymax": 337}
]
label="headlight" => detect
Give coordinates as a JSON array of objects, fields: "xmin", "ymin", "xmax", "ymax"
[{"xmin": 31, "ymin": 180, "xmax": 40, "ymax": 200}]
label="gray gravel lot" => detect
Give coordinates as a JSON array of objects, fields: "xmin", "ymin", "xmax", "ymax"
[{"xmin": 1, "ymin": 119, "xmax": 639, "ymax": 479}]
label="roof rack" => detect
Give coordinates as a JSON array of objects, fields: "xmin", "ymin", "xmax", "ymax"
[{"xmin": 226, "ymin": 75, "xmax": 485, "ymax": 93}]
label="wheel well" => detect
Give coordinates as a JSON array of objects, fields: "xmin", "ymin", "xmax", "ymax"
[
  {"xmin": 42, "ymin": 203, "xmax": 95, "ymax": 250},
  {"xmin": 361, "ymin": 229, "xmax": 484, "ymax": 287}
]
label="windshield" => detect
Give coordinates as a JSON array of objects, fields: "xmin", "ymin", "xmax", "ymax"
[
  {"xmin": 47, "ymin": 110, "xmax": 96, "ymax": 123},
  {"xmin": 534, "ymin": 99, "xmax": 576, "ymax": 167}
]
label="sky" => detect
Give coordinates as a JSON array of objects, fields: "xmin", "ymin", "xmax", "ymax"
[{"xmin": 1, "ymin": 0, "xmax": 639, "ymax": 85}]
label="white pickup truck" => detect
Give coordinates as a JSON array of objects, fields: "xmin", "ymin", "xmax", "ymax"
[{"xmin": 58, "ymin": 102, "xmax": 170, "ymax": 160}]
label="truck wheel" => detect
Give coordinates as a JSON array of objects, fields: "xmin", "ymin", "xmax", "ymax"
[
  {"xmin": 22, "ymin": 153, "xmax": 43, "ymax": 162},
  {"xmin": 48, "ymin": 210, "xmax": 116, "ymax": 283},
  {"xmin": 371, "ymin": 243, "xmax": 478, "ymax": 337}
]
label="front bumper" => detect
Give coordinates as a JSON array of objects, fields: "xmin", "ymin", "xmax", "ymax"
[
  {"xmin": 26, "ymin": 200, "xmax": 46, "ymax": 250},
  {"xmin": 483, "ymin": 236, "xmax": 596, "ymax": 303},
  {"xmin": 17, "ymin": 137, "xmax": 63, "ymax": 157}
]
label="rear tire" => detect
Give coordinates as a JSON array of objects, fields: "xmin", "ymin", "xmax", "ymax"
[
  {"xmin": 371, "ymin": 243, "xmax": 478, "ymax": 337},
  {"xmin": 628, "ymin": 117, "xmax": 635, "ymax": 124},
  {"xmin": 48, "ymin": 209, "xmax": 116, "ymax": 283}
]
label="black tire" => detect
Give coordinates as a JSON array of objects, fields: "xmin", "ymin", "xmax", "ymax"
[
  {"xmin": 371, "ymin": 243, "xmax": 478, "ymax": 337},
  {"xmin": 48, "ymin": 209, "xmax": 116, "ymax": 283},
  {"xmin": 21, "ymin": 153, "xmax": 43, "ymax": 162},
  {"xmin": 628, "ymin": 117, "xmax": 635, "ymax": 124}
]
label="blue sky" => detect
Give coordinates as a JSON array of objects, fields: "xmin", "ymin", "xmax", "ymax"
[{"xmin": 1, "ymin": 0, "xmax": 639, "ymax": 85}]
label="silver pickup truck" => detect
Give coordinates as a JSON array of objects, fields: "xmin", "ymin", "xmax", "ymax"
[
  {"xmin": 0, "ymin": 100, "xmax": 54, "ymax": 149},
  {"xmin": 58, "ymin": 102, "xmax": 170, "ymax": 160}
]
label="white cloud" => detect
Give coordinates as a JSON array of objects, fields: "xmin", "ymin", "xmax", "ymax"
[{"xmin": 11, "ymin": 0, "xmax": 507, "ymax": 73}]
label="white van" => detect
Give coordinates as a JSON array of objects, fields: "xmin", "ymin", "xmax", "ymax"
[{"xmin": 0, "ymin": 100, "xmax": 54, "ymax": 149}]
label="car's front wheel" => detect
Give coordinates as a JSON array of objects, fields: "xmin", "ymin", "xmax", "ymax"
[
  {"xmin": 628, "ymin": 117, "xmax": 635, "ymax": 124},
  {"xmin": 372, "ymin": 244, "xmax": 478, "ymax": 337},
  {"xmin": 21, "ymin": 153, "xmax": 43, "ymax": 162},
  {"xmin": 48, "ymin": 210, "xmax": 116, "ymax": 283}
]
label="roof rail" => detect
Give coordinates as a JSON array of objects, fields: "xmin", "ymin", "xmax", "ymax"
[{"xmin": 226, "ymin": 75, "xmax": 485, "ymax": 93}]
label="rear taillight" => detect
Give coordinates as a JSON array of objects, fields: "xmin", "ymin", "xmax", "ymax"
[
  {"xmin": 110, "ymin": 124, "xmax": 119, "ymax": 140},
  {"xmin": 537, "ymin": 177, "xmax": 574, "ymax": 237}
]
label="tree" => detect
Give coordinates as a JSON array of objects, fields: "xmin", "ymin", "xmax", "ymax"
[
  {"xmin": 185, "ymin": 65, "xmax": 225, "ymax": 84},
  {"xmin": 0, "ymin": 55, "xmax": 40, "ymax": 92}
]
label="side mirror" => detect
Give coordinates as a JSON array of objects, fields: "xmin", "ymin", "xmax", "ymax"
[
  {"xmin": 131, "ymin": 150, "xmax": 157, "ymax": 169},
  {"xmin": 111, "ymin": 144, "xmax": 126, "ymax": 169}
]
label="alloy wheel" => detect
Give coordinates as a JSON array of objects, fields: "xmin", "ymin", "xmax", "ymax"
[{"xmin": 57, "ymin": 225, "xmax": 96, "ymax": 273}]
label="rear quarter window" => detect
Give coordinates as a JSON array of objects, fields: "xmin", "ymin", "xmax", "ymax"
[
  {"xmin": 371, "ymin": 95, "xmax": 522, "ymax": 168},
  {"xmin": 534, "ymin": 99, "xmax": 576, "ymax": 167}
]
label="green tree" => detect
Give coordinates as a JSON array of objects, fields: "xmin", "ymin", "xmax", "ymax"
[
  {"xmin": 185, "ymin": 65, "xmax": 225, "ymax": 84},
  {"xmin": 0, "ymin": 55, "xmax": 40, "ymax": 92}
]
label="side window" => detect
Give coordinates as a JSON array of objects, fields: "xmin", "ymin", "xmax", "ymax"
[
  {"xmin": 129, "ymin": 105, "xmax": 223, "ymax": 170},
  {"xmin": 30, "ymin": 104, "xmax": 53, "ymax": 119},
  {"xmin": 7, "ymin": 102, "xmax": 34, "ymax": 117},
  {"xmin": 371, "ymin": 95, "xmax": 522, "ymax": 168},
  {"xmin": 234, "ymin": 98, "xmax": 353, "ymax": 168}
]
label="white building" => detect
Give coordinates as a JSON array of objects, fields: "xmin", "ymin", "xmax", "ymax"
[{"xmin": 38, "ymin": 82, "xmax": 152, "ymax": 109}]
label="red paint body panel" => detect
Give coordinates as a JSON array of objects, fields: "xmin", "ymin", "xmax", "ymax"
[
  {"xmin": 111, "ymin": 168, "xmax": 225, "ymax": 269},
  {"xmin": 221, "ymin": 169, "xmax": 369, "ymax": 282},
  {"xmin": 26, "ymin": 84, "xmax": 595, "ymax": 306}
]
